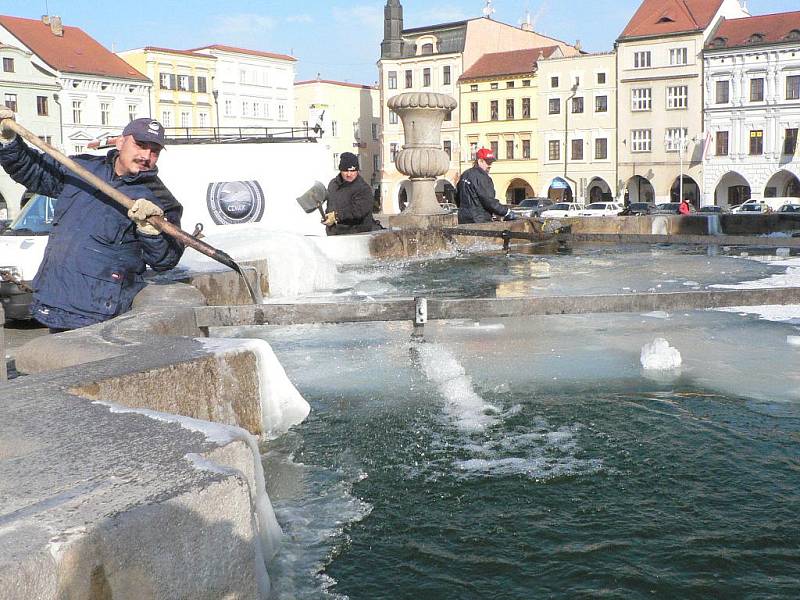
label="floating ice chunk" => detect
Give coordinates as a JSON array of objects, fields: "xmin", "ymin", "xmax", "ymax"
[
  {"xmin": 682, "ymin": 281, "xmax": 700, "ymax": 287},
  {"xmin": 640, "ymin": 337, "xmax": 682, "ymax": 370},
  {"xmin": 642, "ymin": 311, "xmax": 670, "ymax": 319},
  {"xmin": 788, "ymin": 336, "xmax": 800, "ymax": 347},
  {"xmin": 777, "ymin": 247, "xmax": 791, "ymax": 258}
]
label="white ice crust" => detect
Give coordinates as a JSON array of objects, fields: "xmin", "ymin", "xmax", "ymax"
[{"xmin": 640, "ymin": 337, "xmax": 683, "ymax": 370}]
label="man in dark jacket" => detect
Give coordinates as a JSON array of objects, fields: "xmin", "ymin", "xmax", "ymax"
[
  {"xmin": 456, "ymin": 147, "xmax": 516, "ymax": 224},
  {"xmin": 323, "ymin": 152, "xmax": 382, "ymax": 235},
  {"xmin": 0, "ymin": 113, "xmax": 184, "ymax": 331}
]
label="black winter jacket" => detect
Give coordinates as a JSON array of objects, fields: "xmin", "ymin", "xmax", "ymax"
[
  {"xmin": 325, "ymin": 174, "xmax": 382, "ymax": 235},
  {"xmin": 456, "ymin": 165, "xmax": 510, "ymax": 224},
  {"xmin": 0, "ymin": 138, "xmax": 184, "ymax": 329}
]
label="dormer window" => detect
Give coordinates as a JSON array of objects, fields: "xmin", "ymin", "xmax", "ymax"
[
  {"xmin": 421, "ymin": 43, "xmax": 434, "ymax": 55},
  {"xmin": 657, "ymin": 11, "xmax": 675, "ymax": 23},
  {"xmin": 785, "ymin": 29, "xmax": 800, "ymax": 41},
  {"xmin": 710, "ymin": 37, "xmax": 727, "ymax": 48},
  {"xmin": 747, "ymin": 33, "xmax": 765, "ymax": 44}
]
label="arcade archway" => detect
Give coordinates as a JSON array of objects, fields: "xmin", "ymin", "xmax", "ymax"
[
  {"xmin": 504, "ymin": 178, "xmax": 535, "ymax": 204},
  {"xmin": 587, "ymin": 177, "xmax": 612, "ymax": 203},
  {"xmin": 670, "ymin": 175, "xmax": 700, "ymax": 207},
  {"xmin": 624, "ymin": 176, "xmax": 654, "ymax": 204},
  {"xmin": 714, "ymin": 171, "xmax": 750, "ymax": 207},
  {"xmin": 547, "ymin": 177, "xmax": 573, "ymax": 202},
  {"xmin": 764, "ymin": 170, "xmax": 800, "ymax": 198}
]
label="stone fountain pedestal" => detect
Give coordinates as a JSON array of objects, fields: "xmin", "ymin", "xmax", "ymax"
[{"xmin": 387, "ymin": 92, "xmax": 458, "ymax": 229}]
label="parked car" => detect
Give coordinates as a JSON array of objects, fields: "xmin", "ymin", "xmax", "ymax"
[
  {"xmin": 0, "ymin": 219, "xmax": 10, "ymax": 232},
  {"xmin": 619, "ymin": 202, "xmax": 653, "ymax": 216},
  {"xmin": 731, "ymin": 197, "xmax": 791, "ymax": 213},
  {"xmin": 777, "ymin": 203, "xmax": 800, "ymax": 213},
  {"xmin": 578, "ymin": 202, "xmax": 623, "ymax": 217},
  {"xmin": 698, "ymin": 205, "xmax": 728, "ymax": 214},
  {"xmin": 735, "ymin": 203, "xmax": 769, "ymax": 214},
  {"xmin": 511, "ymin": 197, "xmax": 554, "ymax": 218},
  {"xmin": 540, "ymin": 202, "xmax": 583, "ymax": 218},
  {"xmin": 653, "ymin": 202, "xmax": 682, "ymax": 214}
]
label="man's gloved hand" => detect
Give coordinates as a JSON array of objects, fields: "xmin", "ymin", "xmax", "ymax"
[
  {"xmin": 504, "ymin": 209, "xmax": 519, "ymax": 221},
  {"xmin": 128, "ymin": 198, "xmax": 164, "ymax": 235},
  {"xmin": 322, "ymin": 211, "xmax": 337, "ymax": 227},
  {"xmin": 0, "ymin": 107, "xmax": 16, "ymax": 144}
]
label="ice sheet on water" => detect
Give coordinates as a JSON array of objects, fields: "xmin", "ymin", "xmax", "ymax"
[{"xmin": 640, "ymin": 338, "xmax": 683, "ymax": 370}]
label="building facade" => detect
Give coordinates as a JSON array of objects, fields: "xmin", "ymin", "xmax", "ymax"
[
  {"xmin": 295, "ymin": 78, "xmax": 381, "ymax": 192},
  {"xmin": 458, "ymin": 46, "xmax": 563, "ymax": 204},
  {"xmin": 0, "ymin": 14, "xmax": 150, "ymax": 215},
  {"xmin": 703, "ymin": 11, "xmax": 800, "ymax": 207},
  {"xmin": 117, "ymin": 47, "xmax": 217, "ymax": 131},
  {"xmin": 537, "ymin": 51, "xmax": 617, "ymax": 203},
  {"xmin": 616, "ymin": 0, "xmax": 748, "ymax": 206},
  {"xmin": 378, "ymin": 0, "xmax": 579, "ymax": 213},
  {"xmin": 189, "ymin": 45, "xmax": 296, "ymax": 130}
]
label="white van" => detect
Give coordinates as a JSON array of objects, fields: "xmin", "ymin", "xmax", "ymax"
[
  {"xmin": 1, "ymin": 137, "xmax": 336, "ymax": 321},
  {"xmin": 730, "ymin": 197, "xmax": 794, "ymax": 213}
]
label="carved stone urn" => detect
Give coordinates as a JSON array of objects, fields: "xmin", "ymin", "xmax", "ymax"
[{"xmin": 387, "ymin": 92, "xmax": 458, "ymax": 221}]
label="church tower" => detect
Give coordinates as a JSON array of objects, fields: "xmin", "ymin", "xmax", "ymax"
[{"xmin": 381, "ymin": 0, "xmax": 404, "ymax": 59}]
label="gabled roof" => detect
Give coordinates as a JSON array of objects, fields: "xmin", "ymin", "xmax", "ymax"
[
  {"xmin": 706, "ymin": 12, "xmax": 800, "ymax": 49},
  {"xmin": 0, "ymin": 15, "xmax": 148, "ymax": 80},
  {"xmin": 619, "ymin": 0, "xmax": 725, "ymax": 40},
  {"xmin": 459, "ymin": 46, "xmax": 559, "ymax": 80},
  {"xmin": 295, "ymin": 79, "xmax": 376, "ymax": 90},
  {"xmin": 127, "ymin": 47, "xmax": 217, "ymax": 60},
  {"xmin": 188, "ymin": 44, "xmax": 296, "ymax": 62}
]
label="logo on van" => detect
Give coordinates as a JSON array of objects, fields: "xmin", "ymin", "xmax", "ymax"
[{"xmin": 206, "ymin": 181, "xmax": 266, "ymax": 225}]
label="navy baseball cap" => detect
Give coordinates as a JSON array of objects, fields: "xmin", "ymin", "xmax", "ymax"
[{"xmin": 122, "ymin": 118, "xmax": 166, "ymax": 148}]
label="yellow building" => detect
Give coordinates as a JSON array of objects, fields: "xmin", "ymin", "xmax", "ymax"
[
  {"xmin": 458, "ymin": 46, "xmax": 564, "ymax": 204},
  {"xmin": 295, "ymin": 79, "xmax": 381, "ymax": 192},
  {"xmin": 118, "ymin": 47, "xmax": 217, "ymax": 130}
]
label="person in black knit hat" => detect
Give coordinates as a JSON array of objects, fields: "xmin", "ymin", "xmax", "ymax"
[{"xmin": 323, "ymin": 152, "xmax": 383, "ymax": 235}]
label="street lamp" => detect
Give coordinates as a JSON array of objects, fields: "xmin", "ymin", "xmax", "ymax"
[
  {"xmin": 212, "ymin": 89, "xmax": 220, "ymax": 134},
  {"xmin": 563, "ymin": 82, "xmax": 579, "ymax": 202}
]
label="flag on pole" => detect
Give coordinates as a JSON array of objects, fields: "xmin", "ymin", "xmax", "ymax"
[{"xmin": 701, "ymin": 130, "xmax": 713, "ymax": 161}]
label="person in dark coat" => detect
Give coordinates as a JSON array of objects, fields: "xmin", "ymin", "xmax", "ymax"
[
  {"xmin": 0, "ymin": 113, "xmax": 184, "ymax": 331},
  {"xmin": 456, "ymin": 147, "xmax": 516, "ymax": 224},
  {"xmin": 323, "ymin": 152, "xmax": 382, "ymax": 235}
]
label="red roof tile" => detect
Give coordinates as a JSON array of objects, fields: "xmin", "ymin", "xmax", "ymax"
[
  {"xmin": 706, "ymin": 12, "xmax": 800, "ymax": 48},
  {"xmin": 459, "ymin": 46, "xmax": 560, "ymax": 80},
  {"xmin": 619, "ymin": 0, "xmax": 724, "ymax": 39},
  {"xmin": 188, "ymin": 44, "xmax": 296, "ymax": 62},
  {"xmin": 0, "ymin": 15, "xmax": 148, "ymax": 80}
]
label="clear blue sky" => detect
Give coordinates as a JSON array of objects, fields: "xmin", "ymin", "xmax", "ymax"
[{"xmin": 6, "ymin": 0, "xmax": 798, "ymax": 84}]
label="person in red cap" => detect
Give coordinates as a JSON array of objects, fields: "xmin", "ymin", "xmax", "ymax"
[{"xmin": 456, "ymin": 147, "xmax": 517, "ymax": 224}]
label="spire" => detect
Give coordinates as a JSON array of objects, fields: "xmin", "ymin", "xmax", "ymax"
[{"xmin": 381, "ymin": 0, "xmax": 404, "ymax": 59}]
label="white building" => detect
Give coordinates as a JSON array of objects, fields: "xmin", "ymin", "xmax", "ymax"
[
  {"xmin": 0, "ymin": 14, "xmax": 150, "ymax": 214},
  {"xmin": 189, "ymin": 45, "xmax": 295, "ymax": 130},
  {"xmin": 704, "ymin": 11, "xmax": 800, "ymax": 207}
]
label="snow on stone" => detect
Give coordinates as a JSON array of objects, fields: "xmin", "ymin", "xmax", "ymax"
[{"xmin": 640, "ymin": 338, "xmax": 682, "ymax": 370}]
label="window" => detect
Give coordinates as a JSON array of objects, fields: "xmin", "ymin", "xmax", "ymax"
[
  {"xmin": 390, "ymin": 143, "xmax": 398, "ymax": 162},
  {"xmin": 331, "ymin": 120, "xmax": 338, "ymax": 136},
  {"xmin": 595, "ymin": 95, "xmax": 608, "ymax": 112},
  {"xmin": 197, "ymin": 77, "xmax": 207, "ymax": 93},
  {"xmin": 443, "ymin": 109, "xmax": 452, "ymax": 122},
  {"xmin": 571, "ymin": 139, "xmax": 583, "ymax": 160},
  {"xmin": 506, "ymin": 81, "xmax": 515, "ymax": 88},
  {"xmin": 715, "ymin": 80, "xmax": 730, "ymax": 104},
  {"xmin": 522, "ymin": 139, "xmax": 530, "ymax": 159},
  {"xmin": 506, "ymin": 140, "xmax": 514, "ymax": 160},
  {"xmin": 405, "ymin": 70, "xmax": 412, "ymax": 88},
  {"xmin": 548, "ymin": 98, "xmax": 560, "ymax": 115},
  {"xmin": 597, "ymin": 72, "xmax": 606, "ymax": 84},
  {"xmin": 634, "ymin": 51, "xmax": 651, "ymax": 68},
  {"xmin": 100, "ymin": 102, "xmax": 111, "ymax": 126},
  {"xmin": 470, "ymin": 84, "xmax": 478, "ymax": 91},
  {"xmin": 522, "ymin": 97, "xmax": 531, "ymax": 119},
  {"xmin": 595, "ymin": 137, "xmax": 608, "ymax": 160},
  {"xmin": 665, "ymin": 127, "xmax": 688, "ymax": 152},
  {"xmin": 716, "ymin": 131, "xmax": 729, "ymax": 156},
  {"xmin": 278, "ymin": 104, "xmax": 286, "ymax": 120},
  {"xmin": 631, "ymin": 88, "xmax": 651, "ymax": 111},
  {"xmin": 490, "ymin": 141, "xmax": 498, "ymax": 157},
  {"xmin": 161, "ymin": 110, "xmax": 172, "ymax": 127},
  {"xmin": 2, "ymin": 57, "xmax": 13, "ymax": 72},
  {"xmin": 242, "ymin": 101, "xmax": 248, "ymax": 117},
  {"xmin": 469, "ymin": 142, "xmax": 478, "ymax": 160},
  {"xmin": 490, "ymin": 100, "xmax": 498, "ymax": 120},
  {"xmin": 571, "ymin": 97, "xmax": 584, "ymax": 113},
  {"xmin": 787, "ymin": 75, "xmax": 800, "ymax": 100},
  {"xmin": 74, "ymin": 145, "xmax": 85, "ymax": 153},
  {"xmin": 669, "ymin": 47, "xmax": 688, "ymax": 65},
  {"xmin": 750, "ymin": 78, "xmax": 764, "ymax": 102},
  {"xmin": 749, "ymin": 130, "xmax": 763, "ymax": 155},
  {"xmin": 522, "ymin": 79, "xmax": 531, "ymax": 87},
  {"xmin": 71, "ymin": 99, "xmax": 81, "ymax": 124},
  {"xmin": 388, "ymin": 71, "xmax": 397, "ymax": 89},
  {"xmin": 181, "ymin": 112, "xmax": 190, "ymax": 127},
  {"xmin": 3, "ymin": 93, "xmax": 17, "ymax": 112},
  {"xmin": 224, "ymin": 100, "xmax": 232, "ymax": 116},
  {"xmin": 443, "ymin": 66, "xmax": 451, "ymax": 85},
  {"xmin": 178, "ymin": 75, "xmax": 192, "ymax": 91},
  {"xmin": 389, "ymin": 111, "xmax": 398, "ymax": 124},
  {"xmin": 160, "ymin": 73, "xmax": 170, "ymax": 90},
  {"xmin": 199, "ymin": 112, "xmax": 208, "ymax": 127},
  {"xmin": 784, "ymin": 129, "xmax": 798, "ymax": 155},
  {"xmin": 470, "ymin": 101, "xmax": 478, "ymax": 122},
  {"xmin": 548, "ymin": 140, "xmax": 560, "ymax": 161},
  {"xmin": 490, "ymin": 82, "xmax": 498, "ymax": 90},
  {"xmin": 372, "ymin": 123, "xmax": 378, "ymax": 140},
  {"xmin": 373, "ymin": 154, "xmax": 379, "ymax": 172},
  {"xmin": 443, "ymin": 140, "xmax": 452, "ymax": 159},
  {"xmin": 550, "ymin": 76, "xmax": 559, "ymax": 88},
  {"xmin": 36, "ymin": 96, "xmax": 48, "ymax": 116},
  {"xmin": 332, "ymin": 153, "xmax": 339, "ymax": 170},
  {"xmin": 239, "ymin": 69, "xmax": 247, "ymax": 84},
  {"xmin": 506, "ymin": 99, "xmax": 514, "ymax": 119},
  {"xmin": 631, "ymin": 129, "xmax": 651, "ymax": 152},
  {"xmin": 423, "ymin": 68, "xmax": 431, "ymax": 87},
  {"xmin": 421, "ymin": 43, "xmax": 433, "ymax": 55},
  {"xmin": 128, "ymin": 104, "xmax": 137, "ymax": 121},
  {"xmin": 667, "ymin": 85, "xmax": 688, "ymax": 109}
]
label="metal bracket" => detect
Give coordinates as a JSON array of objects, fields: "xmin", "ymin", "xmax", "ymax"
[{"xmin": 412, "ymin": 297, "xmax": 427, "ymax": 338}]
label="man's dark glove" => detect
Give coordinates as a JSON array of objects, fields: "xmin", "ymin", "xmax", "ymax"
[{"xmin": 504, "ymin": 209, "xmax": 519, "ymax": 221}]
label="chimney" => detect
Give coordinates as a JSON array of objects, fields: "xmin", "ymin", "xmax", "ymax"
[
  {"xmin": 49, "ymin": 16, "xmax": 63, "ymax": 37},
  {"xmin": 575, "ymin": 39, "xmax": 582, "ymax": 52}
]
